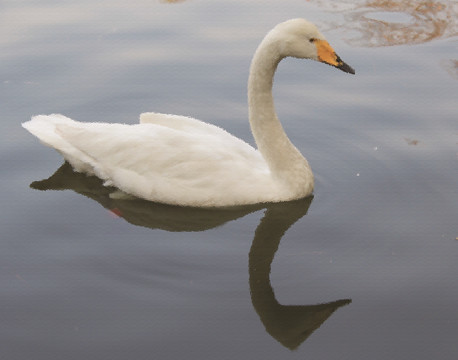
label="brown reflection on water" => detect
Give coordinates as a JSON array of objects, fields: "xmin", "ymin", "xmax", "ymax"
[
  {"xmin": 442, "ymin": 59, "xmax": 458, "ymax": 79},
  {"xmin": 312, "ymin": 0, "xmax": 457, "ymax": 47},
  {"xmin": 160, "ymin": 0, "xmax": 187, "ymax": 3}
]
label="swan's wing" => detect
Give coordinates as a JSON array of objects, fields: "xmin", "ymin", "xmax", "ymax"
[
  {"xmin": 35, "ymin": 116, "xmax": 269, "ymax": 206},
  {"xmin": 140, "ymin": 112, "xmax": 237, "ymax": 138}
]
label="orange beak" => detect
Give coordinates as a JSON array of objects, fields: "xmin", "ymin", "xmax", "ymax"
[{"xmin": 315, "ymin": 40, "xmax": 355, "ymax": 74}]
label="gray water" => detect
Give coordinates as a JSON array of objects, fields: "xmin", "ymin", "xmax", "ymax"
[{"xmin": 1, "ymin": 1, "xmax": 457, "ymax": 359}]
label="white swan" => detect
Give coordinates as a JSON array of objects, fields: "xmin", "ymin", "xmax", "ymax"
[{"xmin": 23, "ymin": 18, "xmax": 354, "ymax": 207}]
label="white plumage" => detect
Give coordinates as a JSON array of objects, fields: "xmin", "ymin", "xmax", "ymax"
[{"xmin": 23, "ymin": 19, "xmax": 354, "ymax": 207}]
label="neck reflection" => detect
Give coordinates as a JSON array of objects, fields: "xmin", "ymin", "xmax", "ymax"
[{"xmin": 248, "ymin": 199, "xmax": 351, "ymax": 350}]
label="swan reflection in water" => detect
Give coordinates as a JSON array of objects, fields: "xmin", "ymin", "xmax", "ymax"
[
  {"xmin": 248, "ymin": 200, "xmax": 351, "ymax": 349},
  {"xmin": 31, "ymin": 162, "xmax": 351, "ymax": 349}
]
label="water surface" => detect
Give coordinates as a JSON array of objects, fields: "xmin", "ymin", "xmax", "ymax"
[{"xmin": 1, "ymin": 1, "xmax": 457, "ymax": 359}]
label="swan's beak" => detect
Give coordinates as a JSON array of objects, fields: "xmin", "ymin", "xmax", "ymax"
[{"xmin": 315, "ymin": 40, "xmax": 355, "ymax": 74}]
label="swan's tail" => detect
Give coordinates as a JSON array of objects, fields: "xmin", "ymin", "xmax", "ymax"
[
  {"xmin": 22, "ymin": 114, "xmax": 76, "ymax": 148},
  {"xmin": 22, "ymin": 114, "xmax": 95, "ymax": 174}
]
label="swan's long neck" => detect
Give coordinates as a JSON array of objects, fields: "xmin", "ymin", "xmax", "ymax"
[{"xmin": 248, "ymin": 35, "xmax": 313, "ymax": 194}]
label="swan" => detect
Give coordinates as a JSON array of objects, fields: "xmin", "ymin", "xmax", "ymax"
[{"xmin": 22, "ymin": 18, "xmax": 354, "ymax": 207}]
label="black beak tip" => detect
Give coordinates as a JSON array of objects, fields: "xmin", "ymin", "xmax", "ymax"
[{"xmin": 337, "ymin": 61, "xmax": 355, "ymax": 75}]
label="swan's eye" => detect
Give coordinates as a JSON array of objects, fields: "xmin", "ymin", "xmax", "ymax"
[{"xmin": 309, "ymin": 38, "xmax": 316, "ymax": 43}]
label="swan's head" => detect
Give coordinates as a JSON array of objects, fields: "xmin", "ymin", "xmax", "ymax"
[{"xmin": 270, "ymin": 18, "xmax": 355, "ymax": 74}]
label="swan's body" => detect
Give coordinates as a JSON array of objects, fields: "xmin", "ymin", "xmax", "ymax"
[{"xmin": 23, "ymin": 19, "xmax": 354, "ymax": 207}]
